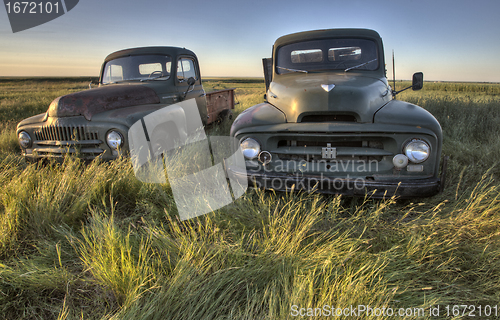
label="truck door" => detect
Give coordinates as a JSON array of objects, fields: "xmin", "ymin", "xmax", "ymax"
[{"xmin": 176, "ymin": 56, "xmax": 208, "ymax": 124}]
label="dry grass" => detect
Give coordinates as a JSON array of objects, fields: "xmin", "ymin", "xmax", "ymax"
[{"xmin": 0, "ymin": 78, "xmax": 499, "ymax": 319}]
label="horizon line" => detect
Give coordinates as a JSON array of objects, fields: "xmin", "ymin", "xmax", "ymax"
[{"xmin": 1, "ymin": 76, "xmax": 499, "ymax": 84}]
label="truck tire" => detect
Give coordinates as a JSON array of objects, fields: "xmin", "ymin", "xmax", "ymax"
[
  {"xmin": 150, "ymin": 124, "xmax": 180, "ymax": 157},
  {"xmin": 217, "ymin": 109, "xmax": 233, "ymax": 124}
]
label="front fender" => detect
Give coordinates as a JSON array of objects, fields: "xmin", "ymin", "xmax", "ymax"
[
  {"xmin": 373, "ymin": 100, "xmax": 442, "ymax": 139},
  {"xmin": 17, "ymin": 113, "xmax": 46, "ymax": 131},
  {"xmin": 230, "ymin": 103, "xmax": 286, "ymax": 137},
  {"xmin": 374, "ymin": 99, "xmax": 443, "ymax": 175}
]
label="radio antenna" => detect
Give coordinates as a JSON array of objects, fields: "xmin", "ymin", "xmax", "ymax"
[{"xmin": 392, "ymin": 50, "xmax": 396, "ymax": 97}]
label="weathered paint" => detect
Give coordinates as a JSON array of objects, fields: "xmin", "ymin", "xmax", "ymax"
[
  {"xmin": 47, "ymin": 85, "xmax": 160, "ymax": 121},
  {"xmin": 205, "ymin": 88, "xmax": 235, "ymax": 125}
]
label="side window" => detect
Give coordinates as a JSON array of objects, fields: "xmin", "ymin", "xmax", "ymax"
[
  {"xmin": 177, "ymin": 58, "xmax": 197, "ymax": 82},
  {"xmin": 103, "ymin": 64, "xmax": 123, "ymax": 83}
]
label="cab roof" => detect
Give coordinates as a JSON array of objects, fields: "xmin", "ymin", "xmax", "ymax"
[
  {"xmin": 104, "ymin": 46, "xmax": 196, "ymax": 63},
  {"xmin": 274, "ymin": 28, "xmax": 382, "ymax": 48}
]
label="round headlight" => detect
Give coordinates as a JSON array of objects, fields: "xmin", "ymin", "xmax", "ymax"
[
  {"xmin": 106, "ymin": 130, "xmax": 123, "ymax": 150},
  {"xmin": 18, "ymin": 131, "xmax": 31, "ymax": 149},
  {"xmin": 404, "ymin": 139, "xmax": 430, "ymax": 163},
  {"xmin": 240, "ymin": 138, "xmax": 260, "ymax": 159}
]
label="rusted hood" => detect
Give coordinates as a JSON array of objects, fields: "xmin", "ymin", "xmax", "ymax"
[{"xmin": 47, "ymin": 84, "xmax": 160, "ymax": 120}]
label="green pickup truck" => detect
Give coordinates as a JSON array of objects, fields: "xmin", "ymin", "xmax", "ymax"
[
  {"xmin": 228, "ymin": 28, "xmax": 446, "ymax": 198},
  {"xmin": 16, "ymin": 46, "xmax": 234, "ymax": 162}
]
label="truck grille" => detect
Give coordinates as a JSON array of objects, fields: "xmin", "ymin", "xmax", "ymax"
[
  {"xmin": 32, "ymin": 125, "xmax": 104, "ymax": 159},
  {"xmin": 34, "ymin": 125, "xmax": 99, "ymax": 141},
  {"xmin": 273, "ymin": 139, "xmax": 390, "ymax": 162}
]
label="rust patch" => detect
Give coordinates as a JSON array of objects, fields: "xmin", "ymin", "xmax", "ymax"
[
  {"xmin": 206, "ymin": 88, "xmax": 234, "ymax": 125},
  {"xmin": 47, "ymin": 85, "xmax": 160, "ymax": 120}
]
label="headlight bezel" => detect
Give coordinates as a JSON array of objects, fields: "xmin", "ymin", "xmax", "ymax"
[
  {"xmin": 240, "ymin": 137, "xmax": 261, "ymax": 160},
  {"xmin": 403, "ymin": 138, "xmax": 430, "ymax": 164},
  {"xmin": 18, "ymin": 131, "xmax": 32, "ymax": 149},
  {"xmin": 106, "ymin": 130, "xmax": 124, "ymax": 150}
]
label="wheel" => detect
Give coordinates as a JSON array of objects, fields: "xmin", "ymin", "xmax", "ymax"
[
  {"xmin": 150, "ymin": 127, "xmax": 179, "ymax": 158},
  {"xmin": 217, "ymin": 109, "xmax": 233, "ymax": 124}
]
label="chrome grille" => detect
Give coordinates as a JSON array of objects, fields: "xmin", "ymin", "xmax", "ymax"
[{"xmin": 34, "ymin": 125, "xmax": 99, "ymax": 141}]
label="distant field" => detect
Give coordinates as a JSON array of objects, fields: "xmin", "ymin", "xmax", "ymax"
[{"xmin": 0, "ymin": 78, "xmax": 499, "ymax": 319}]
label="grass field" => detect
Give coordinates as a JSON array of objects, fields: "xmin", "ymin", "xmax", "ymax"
[{"xmin": 0, "ymin": 78, "xmax": 499, "ymax": 319}]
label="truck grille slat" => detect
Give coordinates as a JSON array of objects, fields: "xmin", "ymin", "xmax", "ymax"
[
  {"xmin": 58, "ymin": 127, "xmax": 64, "ymax": 141},
  {"xmin": 64, "ymin": 126, "xmax": 70, "ymax": 141}
]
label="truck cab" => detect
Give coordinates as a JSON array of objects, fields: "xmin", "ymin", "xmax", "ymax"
[
  {"xmin": 229, "ymin": 29, "xmax": 445, "ymax": 198},
  {"xmin": 100, "ymin": 46, "xmax": 207, "ymax": 112}
]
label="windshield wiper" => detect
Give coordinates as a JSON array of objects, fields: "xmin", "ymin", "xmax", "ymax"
[
  {"xmin": 344, "ymin": 58, "xmax": 378, "ymax": 72},
  {"xmin": 277, "ymin": 66, "xmax": 308, "ymax": 74},
  {"xmin": 108, "ymin": 78, "xmax": 143, "ymax": 84},
  {"xmin": 140, "ymin": 75, "xmax": 168, "ymax": 82}
]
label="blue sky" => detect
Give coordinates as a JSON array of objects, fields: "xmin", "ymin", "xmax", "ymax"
[{"xmin": 1, "ymin": 0, "xmax": 500, "ymax": 82}]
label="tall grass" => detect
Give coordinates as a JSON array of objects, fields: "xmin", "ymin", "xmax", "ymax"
[
  {"xmin": 0, "ymin": 79, "xmax": 499, "ymax": 319},
  {"xmin": 399, "ymin": 83, "xmax": 500, "ymax": 197}
]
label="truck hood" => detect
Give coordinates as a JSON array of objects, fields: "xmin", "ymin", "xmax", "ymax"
[
  {"xmin": 47, "ymin": 84, "xmax": 160, "ymax": 121},
  {"xmin": 267, "ymin": 73, "xmax": 391, "ymax": 123}
]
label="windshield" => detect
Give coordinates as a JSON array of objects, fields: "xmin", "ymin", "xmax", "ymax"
[
  {"xmin": 276, "ymin": 38, "xmax": 378, "ymax": 74},
  {"xmin": 101, "ymin": 55, "xmax": 172, "ymax": 84}
]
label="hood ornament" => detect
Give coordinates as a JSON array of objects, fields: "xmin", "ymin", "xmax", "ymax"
[{"xmin": 321, "ymin": 84, "xmax": 335, "ymax": 92}]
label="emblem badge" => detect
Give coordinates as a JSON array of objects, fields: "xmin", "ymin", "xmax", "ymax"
[
  {"xmin": 322, "ymin": 143, "xmax": 336, "ymax": 159},
  {"xmin": 321, "ymin": 84, "xmax": 335, "ymax": 92}
]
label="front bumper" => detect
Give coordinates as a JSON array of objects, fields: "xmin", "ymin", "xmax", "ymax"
[
  {"xmin": 22, "ymin": 146, "xmax": 118, "ymax": 162},
  {"xmin": 227, "ymin": 164, "xmax": 442, "ymax": 199}
]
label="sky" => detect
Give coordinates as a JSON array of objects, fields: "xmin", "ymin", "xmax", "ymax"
[{"xmin": 1, "ymin": 0, "xmax": 500, "ymax": 82}]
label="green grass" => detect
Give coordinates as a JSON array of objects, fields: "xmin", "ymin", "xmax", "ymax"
[{"xmin": 0, "ymin": 78, "xmax": 499, "ymax": 319}]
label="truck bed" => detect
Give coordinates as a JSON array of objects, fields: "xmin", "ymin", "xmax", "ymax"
[{"xmin": 205, "ymin": 88, "xmax": 235, "ymax": 125}]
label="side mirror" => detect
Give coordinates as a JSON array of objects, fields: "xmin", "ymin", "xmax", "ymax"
[
  {"xmin": 181, "ymin": 77, "xmax": 197, "ymax": 100},
  {"xmin": 412, "ymin": 72, "xmax": 423, "ymax": 91}
]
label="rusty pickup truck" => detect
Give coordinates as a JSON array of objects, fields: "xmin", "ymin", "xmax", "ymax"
[{"xmin": 16, "ymin": 46, "xmax": 234, "ymax": 162}]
